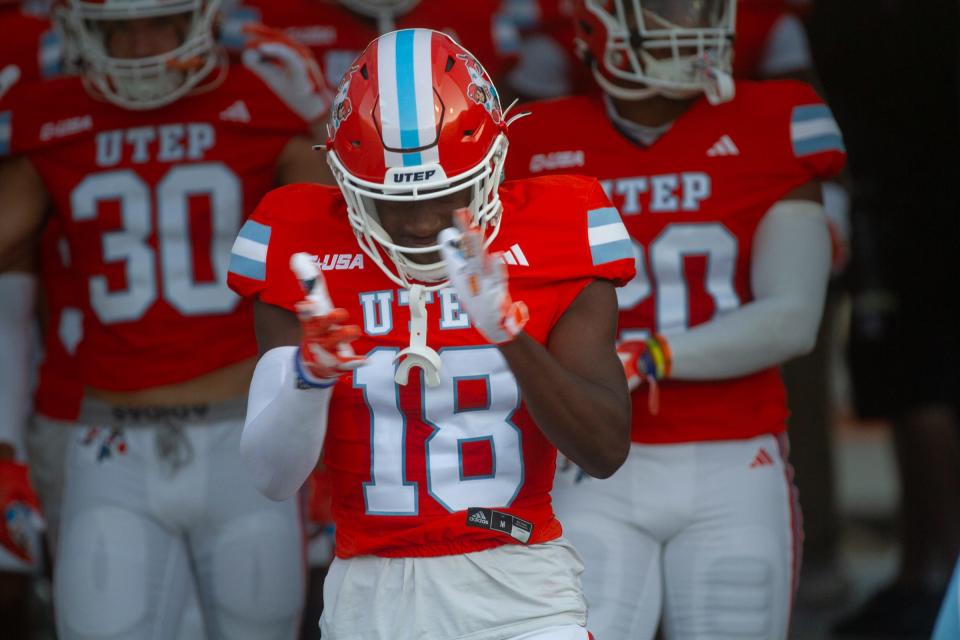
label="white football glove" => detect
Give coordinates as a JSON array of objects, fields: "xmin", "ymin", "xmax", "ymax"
[
  {"xmin": 241, "ymin": 24, "xmax": 331, "ymax": 124},
  {"xmin": 438, "ymin": 209, "xmax": 528, "ymax": 345}
]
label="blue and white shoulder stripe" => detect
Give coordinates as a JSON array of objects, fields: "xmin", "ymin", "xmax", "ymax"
[
  {"xmin": 587, "ymin": 206, "xmax": 632, "ymax": 266},
  {"xmin": 791, "ymin": 104, "xmax": 845, "ymax": 157},
  {"xmin": 229, "ymin": 220, "xmax": 272, "ymax": 281}
]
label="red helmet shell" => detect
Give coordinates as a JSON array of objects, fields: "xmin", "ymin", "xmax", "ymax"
[{"xmin": 329, "ymin": 29, "xmax": 503, "ymax": 185}]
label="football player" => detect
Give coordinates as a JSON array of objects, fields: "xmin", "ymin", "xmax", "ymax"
[
  {"xmin": 504, "ymin": 1, "xmax": 845, "ymax": 638},
  {"xmin": 221, "ymin": 0, "xmax": 519, "ymax": 88},
  {"xmin": 228, "ymin": 28, "xmax": 634, "ymax": 639},
  {"xmin": 0, "ymin": 0, "xmax": 331, "ymax": 637}
]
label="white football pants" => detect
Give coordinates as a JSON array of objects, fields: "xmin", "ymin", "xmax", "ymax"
[
  {"xmin": 54, "ymin": 398, "xmax": 305, "ymax": 640},
  {"xmin": 320, "ymin": 537, "xmax": 587, "ymax": 640},
  {"xmin": 553, "ymin": 434, "xmax": 801, "ymax": 640}
]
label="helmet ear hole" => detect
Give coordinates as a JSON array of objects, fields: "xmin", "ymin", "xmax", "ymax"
[
  {"xmin": 360, "ymin": 64, "xmax": 369, "ymax": 80},
  {"xmin": 445, "ymin": 56, "xmax": 455, "ymax": 73}
]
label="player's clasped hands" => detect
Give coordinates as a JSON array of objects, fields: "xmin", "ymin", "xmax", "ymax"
[{"xmin": 438, "ymin": 209, "xmax": 529, "ymax": 345}]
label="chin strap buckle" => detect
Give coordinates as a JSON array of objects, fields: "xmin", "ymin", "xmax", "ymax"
[{"xmin": 393, "ymin": 284, "xmax": 442, "ymax": 387}]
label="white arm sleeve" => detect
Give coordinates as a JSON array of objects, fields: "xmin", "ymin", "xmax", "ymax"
[
  {"xmin": 668, "ymin": 200, "xmax": 831, "ymax": 380},
  {"xmin": 241, "ymin": 346, "xmax": 333, "ymax": 501},
  {"xmin": 0, "ymin": 272, "xmax": 37, "ymax": 459}
]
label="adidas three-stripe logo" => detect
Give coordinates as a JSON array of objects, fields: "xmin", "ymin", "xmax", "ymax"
[
  {"xmin": 749, "ymin": 448, "xmax": 775, "ymax": 468},
  {"xmin": 707, "ymin": 134, "xmax": 740, "ymax": 157},
  {"xmin": 500, "ymin": 243, "xmax": 529, "ymax": 266},
  {"xmin": 220, "ymin": 100, "xmax": 251, "ymax": 123}
]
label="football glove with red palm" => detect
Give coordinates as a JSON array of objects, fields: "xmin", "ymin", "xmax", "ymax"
[
  {"xmin": 291, "ymin": 253, "xmax": 366, "ymax": 387},
  {"xmin": 240, "ymin": 23, "xmax": 332, "ymax": 124},
  {"xmin": 0, "ymin": 460, "xmax": 41, "ymax": 565}
]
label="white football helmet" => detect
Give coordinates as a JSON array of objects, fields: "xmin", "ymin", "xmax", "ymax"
[
  {"xmin": 58, "ymin": 0, "xmax": 223, "ymax": 110},
  {"xmin": 575, "ymin": 0, "xmax": 736, "ymax": 104}
]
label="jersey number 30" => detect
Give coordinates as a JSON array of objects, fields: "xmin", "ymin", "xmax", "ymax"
[
  {"xmin": 71, "ymin": 164, "xmax": 242, "ymax": 324},
  {"xmin": 356, "ymin": 347, "xmax": 525, "ymax": 516}
]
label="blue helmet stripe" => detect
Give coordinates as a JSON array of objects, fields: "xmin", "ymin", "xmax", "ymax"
[{"xmin": 395, "ymin": 30, "xmax": 421, "ymax": 167}]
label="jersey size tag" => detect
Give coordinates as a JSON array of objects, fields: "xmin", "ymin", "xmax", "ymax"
[{"xmin": 465, "ymin": 507, "xmax": 533, "ymax": 544}]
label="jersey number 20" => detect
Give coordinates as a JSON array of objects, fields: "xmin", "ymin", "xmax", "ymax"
[{"xmin": 617, "ymin": 222, "xmax": 741, "ymax": 338}]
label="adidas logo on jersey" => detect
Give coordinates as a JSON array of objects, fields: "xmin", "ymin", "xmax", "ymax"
[
  {"xmin": 468, "ymin": 510, "xmax": 490, "ymax": 526},
  {"xmin": 499, "ymin": 244, "xmax": 529, "ymax": 267},
  {"xmin": 750, "ymin": 448, "xmax": 775, "ymax": 468},
  {"xmin": 319, "ymin": 253, "xmax": 364, "ymax": 271},
  {"xmin": 220, "ymin": 100, "xmax": 251, "ymax": 123},
  {"xmin": 707, "ymin": 134, "xmax": 740, "ymax": 157}
]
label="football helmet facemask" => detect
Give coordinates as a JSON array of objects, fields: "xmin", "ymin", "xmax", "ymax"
[
  {"xmin": 326, "ymin": 28, "xmax": 508, "ymax": 289},
  {"xmin": 575, "ymin": 0, "xmax": 736, "ymax": 104},
  {"xmin": 58, "ymin": 0, "xmax": 223, "ymax": 110}
]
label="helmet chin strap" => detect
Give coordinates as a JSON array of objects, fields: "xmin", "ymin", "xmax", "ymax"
[
  {"xmin": 593, "ymin": 66, "xmax": 660, "ymax": 101},
  {"xmin": 593, "ymin": 58, "xmax": 735, "ymax": 105},
  {"xmin": 393, "ymin": 285, "xmax": 442, "ymax": 387}
]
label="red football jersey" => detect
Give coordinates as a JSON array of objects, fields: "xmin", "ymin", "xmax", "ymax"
[
  {"xmin": 2, "ymin": 64, "xmax": 310, "ymax": 391},
  {"xmin": 505, "ymin": 80, "xmax": 845, "ymax": 444},
  {"xmin": 223, "ymin": 0, "xmax": 518, "ymax": 86},
  {"xmin": 35, "ymin": 219, "xmax": 85, "ymax": 421},
  {"xmin": 228, "ymin": 176, "xmax": 634, "ymax": 558}
]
